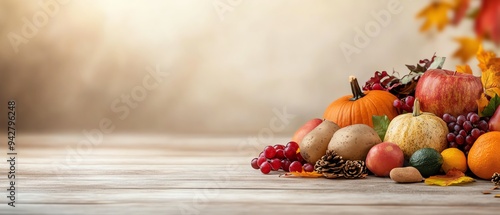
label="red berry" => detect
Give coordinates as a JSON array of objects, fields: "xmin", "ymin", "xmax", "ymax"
[
  {"xmin": 289, "ymin": 161, "xmax": 302, "ymax": 172},
  {"xmin": 251, "ymin": 158, "xmax": 259, "ymax": 169},
  {"xmin": 273, "ymin": 144, "xmax": 285, "ymax": 150},
  {"xmin": 471, "ymin": 128, "xmax": 481, "ymax": 139},
  {"xmin": 275, "ymin": 149, "xmax": 285, "ymax": 159},
  {"xmin": 284, "ymin": 147, "xmax": 296, "ymax": 161},
  {"xmin": 270, "ymin": 158, "xmax": 281, "ymax": 171},
  {"xmin": 457, "ymin": 115, "xmax": 466, "ymax": 126},
  {"xmin": 456, "ymin": 135, "xmax": 465, "ymax": 145},
  {"xmin": 281, "ymin": 160, "xmax": 291, "ymax": 172},
  {"xmin": 260, "ymin": 162, "xmax": 271, "ymax": 174},
  {"xmin": 257, "ymin": 156, "xmax": 267, "ymax": 166},
  {"xmin": 405, "ymin": 96, "xmax": 415, "ymax": 107},
  {"xmin": 296, "ymin": 152, "xmax": 305, "ymax": 164},
  {"xmin": 286, "ymin": 141, "xmax": 299, "ymax": 151},
  {"xmin": 443, "ymin": 113, "xmax": 453, "ymax": 123},
  {"xmin": 458, "ymin": 130, "xmax": 467, "ymax": 137},
  {"xmin": 446, "ymin": 133, "xmax": 456, "ymax": 142},
  {"xmin": 393, "ymin": 99, "xmax": 403, "ymax": 109},
  {"xmin": 372, "ymin": 83, "xmax": 384, "ymax": 90},
  {"xmin": 465, "ymin": 135, "xmax": 475, "ymax": 145},
  {"xmin": 303, "ymin": 163, "xmax": 314, "ymax": 172},
  {"xmin": 469, "ymin": 114, "xmax": 480, "ymax": 124},
  {"xmin": 258, "ymin": 151, "xmax": 264, "ymax": 158},
  {"xmin": 263, "ymin": 146, "xmax": 276, "ymax": 159}
]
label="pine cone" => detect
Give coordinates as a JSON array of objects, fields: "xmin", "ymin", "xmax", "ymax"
[
  {"xmin": 343, "ymin": 160, "xmax": 367, "ymax": 179},
  {"xmin": 315, "ymin": 150, "xmax": 345, "ymax": 177},
  {"xmin": 492, "ymin": 172, "xmax": 500, "ymax": 186}
]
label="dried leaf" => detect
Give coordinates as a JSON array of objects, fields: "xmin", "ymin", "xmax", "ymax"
[
  {"xmin": 387, "ymin": 55, "xmax": 442, "ymax": 98},
  {"xmin": 453, "ymin": 37, "xmax": 481, "ymax": 63},
  {"xmin": 425, "ymin": 170, "xmax": 475, "ymax": 186},
  {"xmin": 428, "ymin": 56, "xmax": 446, "ymax": 69},
  {"xmin": 417, "ymin": 1, "xmax": 454, "ymax": 32},
  {"xmin": 456, "ymin": 64, "xmax": 473, "ymax": 74},
  {"xmin": 281, "ymin": 171, "xmax": 323, "ymax": 178}
]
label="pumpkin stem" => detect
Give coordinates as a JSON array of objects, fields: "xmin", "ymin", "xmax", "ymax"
[
  {"xmin": 349, "ymin": 76, "xmax": 365, "ymax": 101},
  {"xmin": 413, "ymin": 98, "xmax": 421, "ymax": 117}
]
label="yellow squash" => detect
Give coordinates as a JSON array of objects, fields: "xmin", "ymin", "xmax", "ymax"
[{"xmin": 384, "ymin": 98, "xmax": 448, "ymax": 159}]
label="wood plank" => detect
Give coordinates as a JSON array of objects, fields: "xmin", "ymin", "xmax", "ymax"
[{"xmin": 1, "ymin": 134, "xmax": 499, "ymax": 214}]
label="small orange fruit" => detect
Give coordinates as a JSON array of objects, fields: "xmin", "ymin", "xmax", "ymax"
[
  {"xmin": 441, "ymin": 148, "xmax": 467, "ymax": 173},
  {"xmin": 467, "ymin": 131, "xmax": 500, "ymax": 179}
]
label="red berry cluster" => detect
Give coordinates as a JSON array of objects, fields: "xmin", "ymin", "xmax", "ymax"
[
  {"xmin": 393, "ymin": 96, "xmax": 415, "ymax": 112},
  {"xmin": 251, "ymin": 141, "xmax": 314, "ymax": 174},
  {"xmin": 442, "ymin": 112, "xmax": 489, "ymax": 154}
]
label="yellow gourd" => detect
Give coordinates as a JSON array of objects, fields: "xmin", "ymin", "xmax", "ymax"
[{"xmin": 384, "ymin": 98, "xmax": 448, "ymax": 159}]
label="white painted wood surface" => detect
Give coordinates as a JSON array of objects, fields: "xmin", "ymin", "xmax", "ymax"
[{"xmin": 0, "ymin": 134, "xmax": 499, "ymax": 215}]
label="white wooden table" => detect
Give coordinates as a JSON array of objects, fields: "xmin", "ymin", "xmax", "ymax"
[{"xmin": 0, "ymin": 134, "xmax": 499, "ymax": 214}]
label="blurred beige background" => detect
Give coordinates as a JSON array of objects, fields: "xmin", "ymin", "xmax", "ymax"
[{"xmin": 0, "ymin": 0, "xmax": 475, "ymax": 135}]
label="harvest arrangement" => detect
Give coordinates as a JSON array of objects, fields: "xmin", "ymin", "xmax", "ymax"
[{"xmin": 250, "ymin": 48, "xmax": 500, "ymax": 191}]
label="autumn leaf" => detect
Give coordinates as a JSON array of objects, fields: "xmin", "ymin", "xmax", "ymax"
[
  {"xmin": 417, "ymin": 1, "xmax": 454, "ymax": 32},
  {"xmin": 476, "ymin": 46, "xmax": 500, "ymax": 115},
  {"xmin": 481, "ymin": 67, "xmax": 500, "ymax": 98},
  {"xmin": 452, "ymin": 0, "xmax": 470, "ymax": 25},
  {"xmin": 475, "ymin": 0, "xmax": 500, "ymax": 45},
  {"xmin": 281, "ymin": 171, "xmax": 323, "ymax": 178},
  {"xmin": 477, "ymin": 45, "xmax": 499, "ymax": 71},
  {"xmin": 478, "ymin": 93, "xmax": 490, "ymax": 115},
  {"xmin": 453, "ymin": 37, "xmax": 481, "ymax": 62},
  {"xmin": 456, "ymin": 64, "xmax": 473, "ymax": 74},
  {"xmin": 425, "ymin": 169, "xmax": 475, "ymax": 186}
]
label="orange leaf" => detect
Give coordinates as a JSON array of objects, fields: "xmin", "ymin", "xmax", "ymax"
[
  {"xmin": 424, "ymin": 169, "xmax": 475, "ymax": 186},
  {"xmin": 482, "ymin": 67, "xmax": 500, "ymax": 97},
  {"xmin": 477, "ymin": 45, "xmax": 499, "ymax": 72},
  {"xmin": 281, "ymin": 171, "xmax": 323, "ymax": 178},
  {"xmin": 476, "ymin": 46, "xmax": 500, "ymax": 114},
  {"xmin": 453, "ymin": 37, "xmax": 480, "ymax": 63},
  {"xmin": 456, "ymin": 64, "xmax": 473, "ymax": 74},
  {"xmin": 477, "ymin": 93, "xmax": 490, "ymax": 114},
  {"xmin": 417, "ymin": 1, "xmax": 454, "ymax": 32}
]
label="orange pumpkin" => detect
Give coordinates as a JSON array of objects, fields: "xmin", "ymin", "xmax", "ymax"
[{"xmin": 323, "ymin": 76, "xmax": 399, "ymax": 128}]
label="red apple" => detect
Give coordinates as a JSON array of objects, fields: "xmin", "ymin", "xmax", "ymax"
[
  {"xmin": 415, "ymin": 69, "xmax": 483, "ymax": 117},
  {"xmin": 489, "ymin": 106, "xmax": 500, "ymax": 131},
  {"xmin": 365, "ymin": 142, "xmax": 404, "ymax": 177},
  {"xmin": 292, "ymin": 118, "xmax": 323, "ymax": 144}
]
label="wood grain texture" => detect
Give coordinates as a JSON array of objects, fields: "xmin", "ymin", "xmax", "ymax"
[{"xmin": 0, "ymin": 134, "xmax": 499, "ymax": 215}]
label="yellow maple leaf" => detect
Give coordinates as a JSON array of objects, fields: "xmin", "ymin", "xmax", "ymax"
[
  {"xmin": 481, "ymin": 67, "xmax": 500, "ymax": 97},
  {"xmin": 417, "ymin": 1, "xmax": 454, "ymax": 32},
  {"xmin": 453, "ymin": 37, "xmax": 481, "ymax": 62},
  {"xmin": 477, "ymin": 45, "xmax": 498, "ymax": 71},
  {"xmin": 425, "ymin": 170, "xmax": 475, "ymax": 186},
  {"xmin": 456, "ymin": 64, "xmax": 473, "ymax": 74},
  {"xmin": 476, "ymin": 46, "xmax": 500, "ymax": 114},
  {"xmin": 477, "ymin": 93, "xmax": 490, "ymax": 114}
]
